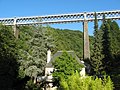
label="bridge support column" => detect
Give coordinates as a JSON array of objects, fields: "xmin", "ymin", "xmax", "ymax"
[
  {"xmin": 13, "ymin": 17, "xmax": 19, "ymax": 39},
  {"xmin": 83, "ymin": 20, "xmax": 90, "ymax": 60}
]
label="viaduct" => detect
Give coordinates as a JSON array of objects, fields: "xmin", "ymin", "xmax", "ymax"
[{"xmin": 0, "ymin": 10, "xmax": 120, "ymax": 60}]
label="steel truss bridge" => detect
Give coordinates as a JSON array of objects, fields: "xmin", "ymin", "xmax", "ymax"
[{"xmin": 0, "ymin": 10, "xmax": 120, "ymax": 59}]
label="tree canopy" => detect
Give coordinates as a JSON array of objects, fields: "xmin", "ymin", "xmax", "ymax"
[
  {"xmin": 0, "ymin": 25, "xmax": 19, "ymax": 89},
  {"xmin": 52, "ymin": 51, "xmax": 84, "ymax": 86}
]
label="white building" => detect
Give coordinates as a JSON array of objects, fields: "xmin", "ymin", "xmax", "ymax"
[{"xmin": 45, "ymin": 50, "xmax": 86, "ymax": 88}]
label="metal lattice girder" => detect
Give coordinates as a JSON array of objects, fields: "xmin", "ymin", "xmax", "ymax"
[{"xmin": 0, "ymin": 10, "xmax": 120, "ymax": 25}]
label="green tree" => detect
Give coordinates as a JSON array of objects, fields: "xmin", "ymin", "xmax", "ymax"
[
  {"xmin": 52, "ymin": 51, "xmax": 83, "ymax": 86},
  {"xmin": 60, "ymin": 71, "xmax": 114, "ymax": 90},
  {"xmin": 105, "ymin": 20, "xmax": 120, "ymax": 89},
  {"xmin": 18, "ymin": 26, "xmax": 35, "ymax": 78},
  {"xmin": 107, "ymin": 20, "xmax": 120, "ymax": 59},
  {"xmin": 0, "ymin": 25, "xmax": 19, "ymax": 90},
  {"xmin": 99, "ymin": 14, "xmax": 112, "ymax": 73},
  {"xmin": 18, "ymin": 26, "xmax": 54, "ymax": 89},
  {"xmin": 90, "ymin": 12, "xmax": 104, "ymax": 75},
  {"xmin": 94, "ymin": 15, "xmax": 120, "ymax": 89}
]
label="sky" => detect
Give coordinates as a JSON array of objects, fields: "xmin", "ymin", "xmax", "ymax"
[{"xmin": 0, "ymin": 0, "xmax": 120, "ymax": 35}]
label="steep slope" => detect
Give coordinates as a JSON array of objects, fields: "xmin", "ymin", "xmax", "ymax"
[{"xmin": 48, "ymin": 27, "xmax": 93, "ymax": 59}]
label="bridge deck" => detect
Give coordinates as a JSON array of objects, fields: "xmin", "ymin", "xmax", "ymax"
[{"xmin": 0, "ymin": 10, "xmax": 120, "ymax": 25}]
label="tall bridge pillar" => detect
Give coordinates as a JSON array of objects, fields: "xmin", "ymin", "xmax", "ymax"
[
  {"xmin": 83, "ymin": 13, "xmax": 90, "ymax": 60},
  {"xmin": 13, "ymin": 17, "xmax": 19, "ymax": 39}
]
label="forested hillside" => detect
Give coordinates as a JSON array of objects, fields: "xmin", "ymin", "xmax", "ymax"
[
  {"xmin": 46, "ymin": 27, "xmax": 93, "ymax": 59},
  {"xmin": 17, "ymin": 26, "xmax": 94, "ymax": 89},
  {"xmin": 0, "ymin": 19, "xmax": 120, "ymax": 89}
]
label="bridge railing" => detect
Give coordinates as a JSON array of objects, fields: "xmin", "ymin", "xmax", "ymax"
[{"xmin": 0, "ymin": 10, "xmax": 120, "ymax": 25}]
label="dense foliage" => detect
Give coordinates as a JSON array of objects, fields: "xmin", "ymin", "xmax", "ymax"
[
  {"xmin": 90, "ymin": 14, "xmax": 120, "ymax": 89},
  {"xmin": 0, "ymin": 24, "xmax": 87, "ymax": 89},
  {"xmin": 60, "ymin": 71, "xmax": 114, "ymax": 90},
  {"xmin": 18, "ymin": 26, "xmax": 54, "ymax": 89},
  {"xmin": 0, "ymin": 18, "xmax": 119, "ymax": 89},
  {"xmin": 19, "ymin": 27, "xmax": 47, "ymax": 77},
  {"xmin": 90, "ymin": 12, "xmax": 104, "ymax": 75},
  {"xmin": 52, "ymin": 51, "xmax": 84, "ymax": 86},
  {"xmin": 0, "ymin": 25, "xmax": 19, "ymax": 90},
  {"xmin": 48, "ymin": 27, "xmax": 93, "ymax": 59}
]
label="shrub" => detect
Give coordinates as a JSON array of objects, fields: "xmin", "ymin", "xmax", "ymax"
[{"xmin": 60, "ymin": 71, "xmax": 114, "ymax": 90}]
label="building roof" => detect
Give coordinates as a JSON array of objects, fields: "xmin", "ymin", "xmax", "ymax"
[{"xmin": 46, "ymin": 51, "xmax": 83, "ymax": 68}]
